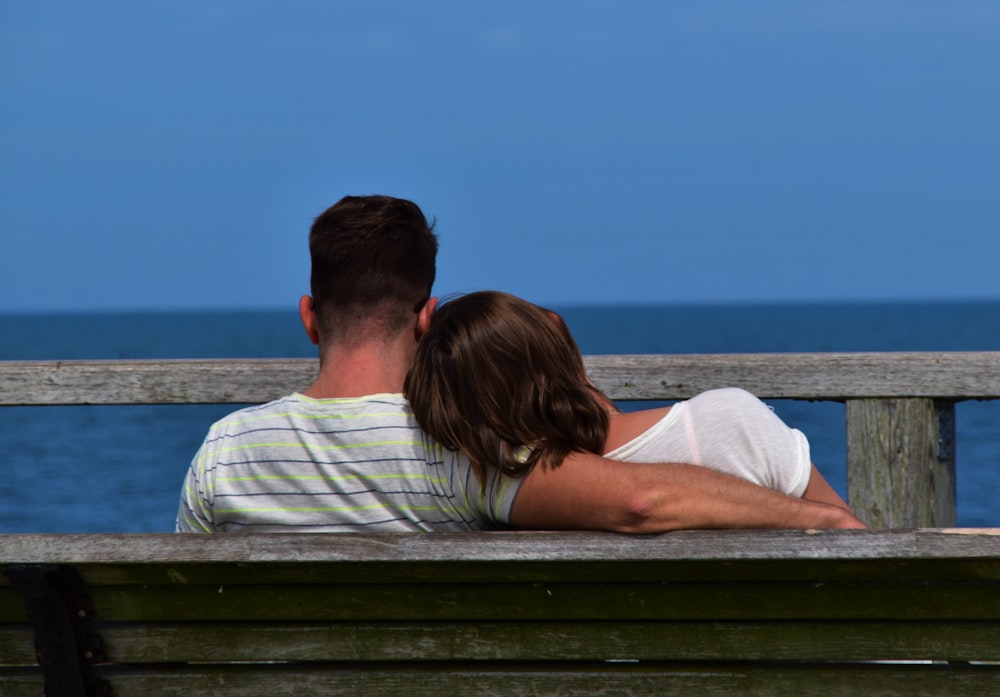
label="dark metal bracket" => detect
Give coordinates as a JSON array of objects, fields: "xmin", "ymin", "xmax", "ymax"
[{"xmin": 2, "ymin": 564, "xmax": 110, "ymax": 697}]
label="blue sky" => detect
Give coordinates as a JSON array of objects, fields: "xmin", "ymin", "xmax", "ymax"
[{"xmin": 2, "ymin": 1, "xmax": 999, "ymax": 312}]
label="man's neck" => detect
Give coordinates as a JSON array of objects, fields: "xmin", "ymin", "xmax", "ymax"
[{"xmin": 302, "ymin": 339, "xmax": 413, "ymax": 399}]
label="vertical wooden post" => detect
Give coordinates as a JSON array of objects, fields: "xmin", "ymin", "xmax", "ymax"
[{"xmin": 845, "ymin": 398, "xmax": 956, "ymax": 528}]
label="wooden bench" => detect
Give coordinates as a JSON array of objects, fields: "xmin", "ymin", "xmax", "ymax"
[
  {"xmin": 2, "ymin": 530, "xmax": 1000, "ymax": 696},
  {"xmin": 2, "ymin": 355, "xmax": 1000, "ymax": 694}
]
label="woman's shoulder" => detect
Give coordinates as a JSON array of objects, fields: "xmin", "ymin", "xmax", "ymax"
[{"xmin": 682, "ymin": 388, "xmax": 778, "ymax": 427}]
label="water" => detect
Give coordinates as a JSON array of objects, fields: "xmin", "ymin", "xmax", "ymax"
[{"xmin": 2, "ymin": 301, "xmax": 999, "ymax": 532}]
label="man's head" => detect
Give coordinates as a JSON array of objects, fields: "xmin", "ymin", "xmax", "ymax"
[{"xmin": 306, "ymin": 195, "xmax": 438, "ymax": 346}]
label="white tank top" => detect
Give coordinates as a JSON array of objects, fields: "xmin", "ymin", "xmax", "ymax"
[{"xmin": 605, "ymin": 387, "xmax": 811, "ymax": 497}]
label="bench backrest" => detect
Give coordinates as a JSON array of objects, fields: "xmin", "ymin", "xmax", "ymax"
[{"xmin": 3, "ymin": 530, "xmax": 1000, "ymax": 696}]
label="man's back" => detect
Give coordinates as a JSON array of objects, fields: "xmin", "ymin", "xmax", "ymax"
[{"xmin": 176, "ymin": 393, "xmax": 522, "ymax": 532}]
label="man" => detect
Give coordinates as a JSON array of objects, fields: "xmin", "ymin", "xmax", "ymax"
[{"xmin": 176, "ymin": 195, "xmax": 864, "ymax": 532}]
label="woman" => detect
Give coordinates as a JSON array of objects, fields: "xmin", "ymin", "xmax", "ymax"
[{"xmin": 404, "ymin": 291, "xmax": 851, "ymax": 511}]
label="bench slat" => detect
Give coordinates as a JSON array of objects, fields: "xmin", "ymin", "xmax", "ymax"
[
  {"xmin": 3, "ymin": 530, "xmax": 999, "ymax": 564},
  {"xmin": 6, "ymin": 617, "xmax": 999, "ymax": 673},
  {"xmin": 13, "ymin": 663, "xmax": 997, "ymax": 697},
  {"xmin": 89, "ymin": 620, "xmax": 1000, "ymax": 663},
  {"xmin": 5, "ymin": 662, "xmax": 1000, "ymax": 697},
  {"xmin": 3, "ymin": 530, "xmax": 1000, "ymax": 694},
  {"xmin": 71, "ymin": 581, "xmax": 1000, "ymax": 622}
]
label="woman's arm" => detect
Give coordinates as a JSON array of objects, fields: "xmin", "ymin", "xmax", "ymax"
[{"xmin": 509, "ymin": 451, "xmax": 866, "ymax": 532}]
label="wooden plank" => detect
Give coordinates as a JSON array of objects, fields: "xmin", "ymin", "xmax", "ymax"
[
  {"xmin": 12, "ymin": 555, "xmax": 1000, "ymax": 587},
  {"xmin": 0, "ymin": 358, "xmax": 317, "ymax": 406},
  {"xmin": 585, "ymin": 351, "xmax": 1000, "ymax": 401},
  {"xmin": 3, "ymin": 353, "xmax": 1000, "ymax": 405},
  {"xmin": 78, "ymin": 663, "xmax": 1000, "ymax": 697},
  {"xmin": 0, "ymin": 588, "xmax": 28, "ymax": 621},
  {"xmin": 82, "ymin": 581, "xmax": 1000, "ymax": 622},
  {"xmin": 0, "ymin": 627, "xmax": 36, "ymax": 665},
  {"xmin": 7, "ymin": 619, "xmax": 999, "ymax": 670},
  {"xmin": 95, "ymin": 620, "xmax": 1000, "ymax": 663},
  {"xmin": 0, "ymin": 670, "xmax": 43, "ymax": 697},
  {"xmin": 914, "ymin": 528, "xmax": 1000, "ymax": 555},
  {"xmin": 4, "ymin": 530, "xmax": 1000, "ymax": 566},
  {"xmin": 5, "ymin": 555, "xmax": 998, "ymax": 589},
  {"xmin": 847, "ymin": 399, "xmax": 958, "ymax": 528}
]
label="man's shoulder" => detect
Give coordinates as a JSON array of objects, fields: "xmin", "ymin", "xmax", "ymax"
[
  {"xmin": 203, "ymin": 394, "xmax": 306, "ymax": 435},
  {"xmin": 209, "ymin": 392, "xmax": 414, "ymax": 429},
  {"xmin": 214, "ymin": 393, "xmax": 301, "ymax": 418}
]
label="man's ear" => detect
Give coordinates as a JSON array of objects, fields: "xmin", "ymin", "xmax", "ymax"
[
  {"xmin": 415, "ymin": 296, "xmax": 438, "ymax": 339},
  {"xmin": 299, "ymin": 295, "xmax": 320, "ymax": 346}
]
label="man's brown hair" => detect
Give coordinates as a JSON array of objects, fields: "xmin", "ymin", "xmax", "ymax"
[
  {"xmin": 309, "ymin": 195, "xmax": 438, "ymax": 343},
  {"xmin": 405, "ymin": 291, "xmax": 610, "ymax": 484}
]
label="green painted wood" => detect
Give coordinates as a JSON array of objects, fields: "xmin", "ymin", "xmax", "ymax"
[
  {"xmin": 3, "ymin": 529, "xmax": 1000, "ymax": 694},
  {"xmin": 0, "ymin": 588, "xmax": 28, "ymax": 622},
  {"xmin": 0, "ymin": 669, "xmax": 44, "ymax": 697},
  {"xmin": 0, "ymin": 627, "xmax": 36, "ymax": 665},
  {"xmin": 77, "ymin": 663, "xmax": 1000, "ymax": 697},
  {"xmin": 93, "ymin": 620, "xmax": 1000, "ymax": 663},
  {"xmin": 82, "ymin": 580, "xmax": 1000, "ymax": 622},
  {"xmin": 7, "ymin": 613, "xmax": 997, "ymax": 666}
]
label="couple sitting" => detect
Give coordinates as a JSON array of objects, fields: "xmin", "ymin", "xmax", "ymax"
[{"xmin": 176, "ymin": 195, "xmax": 864, "ymax": 533}]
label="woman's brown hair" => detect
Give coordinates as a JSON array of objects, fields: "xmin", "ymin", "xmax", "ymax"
[{"xmin": 404, "ymin": 291, "xmax": 610, "ymax": 485}]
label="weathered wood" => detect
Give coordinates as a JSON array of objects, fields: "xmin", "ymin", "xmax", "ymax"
[
  {"xmin": 5, "ymin": 662, "xmax": 1000, "ymax": 697},
  {"xmin": 585, "ymin": 351, "xmax": 1000, "ymax": 401},
  {"xmin": 3, "ymin": 352, "xmax": 1000, "ymax": 405},
  {"xmin": 56, "ymin": 581, "xmax": 999, "ymax": 622},
  {"xmin": 81, "ymin": 664, "xmax": 1000, "ymax": 697},
  {"xmin": 2, "ymin": 529, "xmax": 999, "ymax": 566},
  {"xmin": 847, "ymin": 399, "xmax": 958, "ymax": 527},
  {"xmin": 87, "ymin": 620, "xmax": 1000, "ymax": 663},
  {"xmin": 0, "ymin": 662, "xmax": 996, "ymax": 697},
  {"xmin": 2, "ymin": 531, "xmax": 999, "ymax": 696},
  {"xmin": 3, "ymin": 352, "xmax": 1000, "ymax": 696},
  {"xmin": 0, "ymin": 626, "xmax": 33, "ymax": 664},
  {"xmin": 0, "ymin": 358, "xmax": 317, "ymax": 406}
]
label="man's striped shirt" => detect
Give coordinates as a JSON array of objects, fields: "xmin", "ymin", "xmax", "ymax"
[{"xmin": 176, "ymin": 393, "xmax": 523, "ymax": 532}]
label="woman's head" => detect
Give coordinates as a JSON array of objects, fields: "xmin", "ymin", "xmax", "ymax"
[{"xmin": 404, "ymin": 291, "xmax": 609, "ymax": 484}]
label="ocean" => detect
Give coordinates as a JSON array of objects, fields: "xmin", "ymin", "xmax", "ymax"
[{"xmin": 2, "ymin": 300, "xmax": 999, "ymax": 532}]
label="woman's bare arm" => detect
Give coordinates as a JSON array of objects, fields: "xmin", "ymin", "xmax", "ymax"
[{"xmin": 509, "ymin": 451, "xmax": 866, "ymax": 532}]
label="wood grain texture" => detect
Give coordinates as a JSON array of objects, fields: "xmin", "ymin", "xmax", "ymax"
[
  {"xmin": 0, "ymin": 358, "xmax": 317, "ymax": 406},
  {"xmin": 2, "ymin": 529, "xmax": 999, "ymax": 565},
  {"xmin": 95, "ymin": 620, "xmax": 1000, "ymax": 663},
  {"xmin": 3, "ymin": 529, "xmax": 999, "ymax": 695},
  {"xmin": 3, "ymin": 357, "xmax": 1000, "ymax": 696},
  {"xmin": 74, "ymin": 582, "xmax": 1000, "ymax": 622},
  {"xmin": 4, "ymin": 352, "xmax": 1000, "ymax": 405},
  {"xmin": 584, "ymin": 351, "xmax": 1000, "ymax": 401},
  {"xmin": 847, "ymin": 399, "xmax": 958, "ymax": 528},
  {"xmin": 67, "ymin": 663, "xmax": 1000, "ymax": 696}
]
